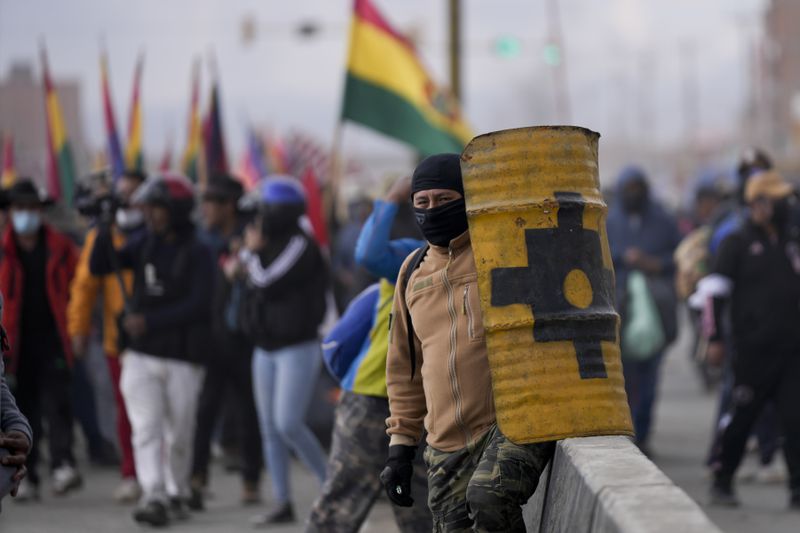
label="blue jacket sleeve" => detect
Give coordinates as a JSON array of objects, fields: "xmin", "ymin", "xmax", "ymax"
[
  {"xmin": 321, "ymin": 284, "xmax": 380, "ymax": 382},
  {"xmin": 0, "ymin": 358, "xmax": 32, "ymax": 444},
  {"xmin": 709, "ymin": 212, "xmax": 742, "ymax": 256},
  {"xmin": 144, "ymin": 243, "xmax": 215, "ymax": 332},
  {"xmin": 354, "ymin": 199, "xmax": 424, "ymax": 283}
]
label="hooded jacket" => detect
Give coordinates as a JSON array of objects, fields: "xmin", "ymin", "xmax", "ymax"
[
  {"xmin": 89, "ymin": 227, "xmax": 214, "ymax": 363},
  {"xmin": 606, "ymin": 167, "xmax": 681, "ymax": 314},
  {"xmin": 385, "ymin": 231, "xmax": 496, "ymax": 453}
]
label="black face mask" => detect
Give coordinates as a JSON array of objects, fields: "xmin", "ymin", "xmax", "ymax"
[
  {"xmin": 621, "ymin": 192, "xmax": 647, "ymax": 214},
  {"xmin": 413, "ymin": 198, "xmax": 469, "ymax": 247}
]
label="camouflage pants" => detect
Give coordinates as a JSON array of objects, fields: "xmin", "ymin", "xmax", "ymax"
[
  {"xmin": 306, "ymin": 391, "xmax": 431, "ymax": 533},
  {"xmin": 424, "ymin": 424, "xmax": 554, "ymax": 533}
]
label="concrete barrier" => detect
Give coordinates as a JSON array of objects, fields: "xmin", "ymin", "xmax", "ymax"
[{"xmin": 523, "ymin": 436, "xmax": 721, "ymax": 533}]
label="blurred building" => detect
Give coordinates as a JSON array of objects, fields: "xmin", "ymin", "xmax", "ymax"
[
  {"xmin": 0, "ymin": 62, "xmax": 88, "ymax": 186},
  {"xmin": 763, "ymin": 0, "xmax": 800, "ymax": 166}
]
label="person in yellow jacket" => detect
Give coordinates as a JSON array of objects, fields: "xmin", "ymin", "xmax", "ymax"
[{"xmin": 67, "ymin": 170, "xmax": 146, "ymax": 503}]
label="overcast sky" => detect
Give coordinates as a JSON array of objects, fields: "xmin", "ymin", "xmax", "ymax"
[{"xmin": 0, "ymin": 0, "xmax": 767, "ymax": 177}]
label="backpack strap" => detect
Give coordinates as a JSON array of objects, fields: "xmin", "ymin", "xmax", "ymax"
[{"xmin": 401, "ymin": 245, "xmax": 428, "ymax": 379}]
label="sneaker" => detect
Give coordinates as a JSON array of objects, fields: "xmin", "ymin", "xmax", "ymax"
[
  {"xmin": 187, "ymin": 487, "xmax": 205, "ymax": 511},
  {"xmin": 710, "ymin": 481, "xmax": 740, "ymax": 508},
  {"xmin": 754, "ymin": 460, "xmax": 787, "ymax": 485},
  {"xmin": 133, "ymin": 501, "xmax": 169, "ymax": 528},
  {"xmin": 168, "ymin": 497, "xmax": 190, "ymax": 521},
  {"xmin": 113, "ymin": 477, "xmax": 141, "ymax": 504},
  {"xmin": 52, "ymin": 465, "xmax": 83, "ymax": 496},
  {"xmin": 251, "ymin": 502, "xmax": 295, "ymax": 527},
  {"xmin": 14, "ymin": 479, "xmax": 40, "ymax": 502},
  {"xmin": 241, "ymin": 482, "xmax": 262, "ymax": 506}
]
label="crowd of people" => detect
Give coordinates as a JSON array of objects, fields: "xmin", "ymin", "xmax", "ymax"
[
  {"xmin": 611, "ymin": 149, "xmax": 800, "ymax": 511},
  {"xmin": 0, "ymin": 144, "xmax": 798, "ymax": 532}
]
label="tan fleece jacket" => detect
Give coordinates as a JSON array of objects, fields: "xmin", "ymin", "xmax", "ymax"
[{"xmin": 386, "ymin": 231, "xmax": 496, "ymax": 452}]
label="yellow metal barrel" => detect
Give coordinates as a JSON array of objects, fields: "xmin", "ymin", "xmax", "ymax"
[{"xmin": 461, "ymin": 126, "xmax": 633, "ymax": 444}]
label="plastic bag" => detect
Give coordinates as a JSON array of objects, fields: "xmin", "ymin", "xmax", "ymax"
[{"xmin": 622, "ymin": 270, "xmax": 665, "ymax": 360}]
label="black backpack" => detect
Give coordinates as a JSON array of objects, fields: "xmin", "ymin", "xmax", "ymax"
[{"xmin": 399, "ymin": 245, "xmax": 429, "ymax": 378}]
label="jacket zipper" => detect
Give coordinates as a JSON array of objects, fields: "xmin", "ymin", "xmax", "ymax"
[
  {"xmin": 443, "ymin": 248, "xmax": 471, "ymax": 446},
  {"xmin": 464, "ymin": 285, "xmax": 475, "ymax": 339}
]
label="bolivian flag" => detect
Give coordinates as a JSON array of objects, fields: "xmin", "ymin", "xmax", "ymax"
[
  {"xmin": 181, "ymin": 61, "xmax": 202, "ymax": 182},
  {"xmin": 342, "ymin": 0, "xmax": 473, "ymax": 155},
  {"xmin": 125, "ymin": 54, "xmax": 144, "ymax": 172},
  {"xmin": 42, "ymin": 48, "xmax": 77, "ymax": 204}
]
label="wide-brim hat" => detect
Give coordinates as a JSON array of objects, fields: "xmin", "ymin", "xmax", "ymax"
[
  {"xmin": 7, "ymin": 179, "xmax": 55, "ymax": 207},
  {"xmin": 744, "ymin": 170, "xmax": 794, "ymax": 203}
]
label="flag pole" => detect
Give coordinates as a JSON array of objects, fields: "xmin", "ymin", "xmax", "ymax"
[{"xmin": 327, "ymin": 120, "xmax": 344, "ymax": 236}]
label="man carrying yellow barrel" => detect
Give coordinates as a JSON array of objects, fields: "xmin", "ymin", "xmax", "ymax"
[{"xmin": 380, "ymin": 153, "xmax": 554, "ymax": 532}]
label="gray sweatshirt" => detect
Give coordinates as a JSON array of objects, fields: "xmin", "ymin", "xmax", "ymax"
[
  {"xmin": 0, "ymin": 290, "xmax": 32, "ymax": 443},
  {"xmin": 1, "ymin": 356, "xmax": 32, "ymax": 443}
]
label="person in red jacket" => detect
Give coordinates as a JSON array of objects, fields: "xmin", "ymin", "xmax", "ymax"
[{"xmin": 0, "ymin": 180, "xmax": 80, "ymax": 501}]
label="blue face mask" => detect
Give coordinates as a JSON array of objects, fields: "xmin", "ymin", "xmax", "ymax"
[{"xmin": 12, "ymin": 210, "xmax": 42, "ymax": 236}]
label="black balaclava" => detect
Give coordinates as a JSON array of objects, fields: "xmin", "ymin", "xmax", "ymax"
[
  {"xmin": 411, "ymin": 153, "xmax": 468, "ymax": 247},
  {"xmin": 621, "ymin": 179, "xmax": 649, "ymax": 214}
]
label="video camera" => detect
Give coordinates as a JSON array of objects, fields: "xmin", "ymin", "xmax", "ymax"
[{"xmin": 74, "ymin": 169, "xmax": 121, "ymax": 227}]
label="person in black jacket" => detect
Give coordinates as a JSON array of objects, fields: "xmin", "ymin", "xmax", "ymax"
[
  {"xmin": 234, "ymin": 177, "xmax": 328, "ymax": 526},
  {"xmin": 700, "ymin": 170, "xmax": 800, "ymax": 509},
  {"xmin": 189, "ymin": 174, "xmax": 262, "ymax": 510},
  {"xmin": 90, "ymin": 173, "xmax": 214, "ymax": 527}
]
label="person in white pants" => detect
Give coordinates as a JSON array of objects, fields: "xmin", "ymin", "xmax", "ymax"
[
  {"xmin": 121, "ymin": 350, "xmax": 204, "ymax": 507},
  {"xmin": 89, "ymin": 173, "xmax": 215, "ymax": 527}
]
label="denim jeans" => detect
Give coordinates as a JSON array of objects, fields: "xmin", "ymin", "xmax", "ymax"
[
  {"xmin": 252, "ymin": 340, "xmax": 327, "ymax": 504},
  {"xmin": 622, "ymin": 351, "xmax": 664, "ymax": 446}
]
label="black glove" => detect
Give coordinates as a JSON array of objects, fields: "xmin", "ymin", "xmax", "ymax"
[{"xmin": 380, "ymin": 444, "xmax": 416, "ymax": 507}]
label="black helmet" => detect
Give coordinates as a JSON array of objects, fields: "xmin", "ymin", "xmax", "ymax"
[{"xmin": 132, "ymin": 172, "xmax": 195, "ymax": 225}]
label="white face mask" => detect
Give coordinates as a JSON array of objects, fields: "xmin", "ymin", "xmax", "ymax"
[
  {"xmin": 115, "ymin": 207, "xmax": 145, "ymax": 230},
  {"xmin": 11, "ymin": 210, "xmax": 42, "ymax": 236}
]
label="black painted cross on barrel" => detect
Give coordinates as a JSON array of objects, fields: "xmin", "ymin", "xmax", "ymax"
[{"xmin": 491, "ymin": 191, "xmax": 617, "ymax": 379}]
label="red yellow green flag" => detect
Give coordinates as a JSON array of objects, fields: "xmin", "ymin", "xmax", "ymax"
[
  {"xmin": 342, "ymin": 0, "xmax": 473, "ymax": 155},
  {"xmin": 125, "ymin": 53, "xmax": 144, "ymax": 171},
  {"xmin": 2, "ymin": 133, "xmax": 16, "ymax": 188},
  {"xmin": 182, "ymin": 61, "xmax": 202, "ymax": 182},
  {"xmin": 41, "ymin": 47, "xmax": 77, "ymax": 204}
]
